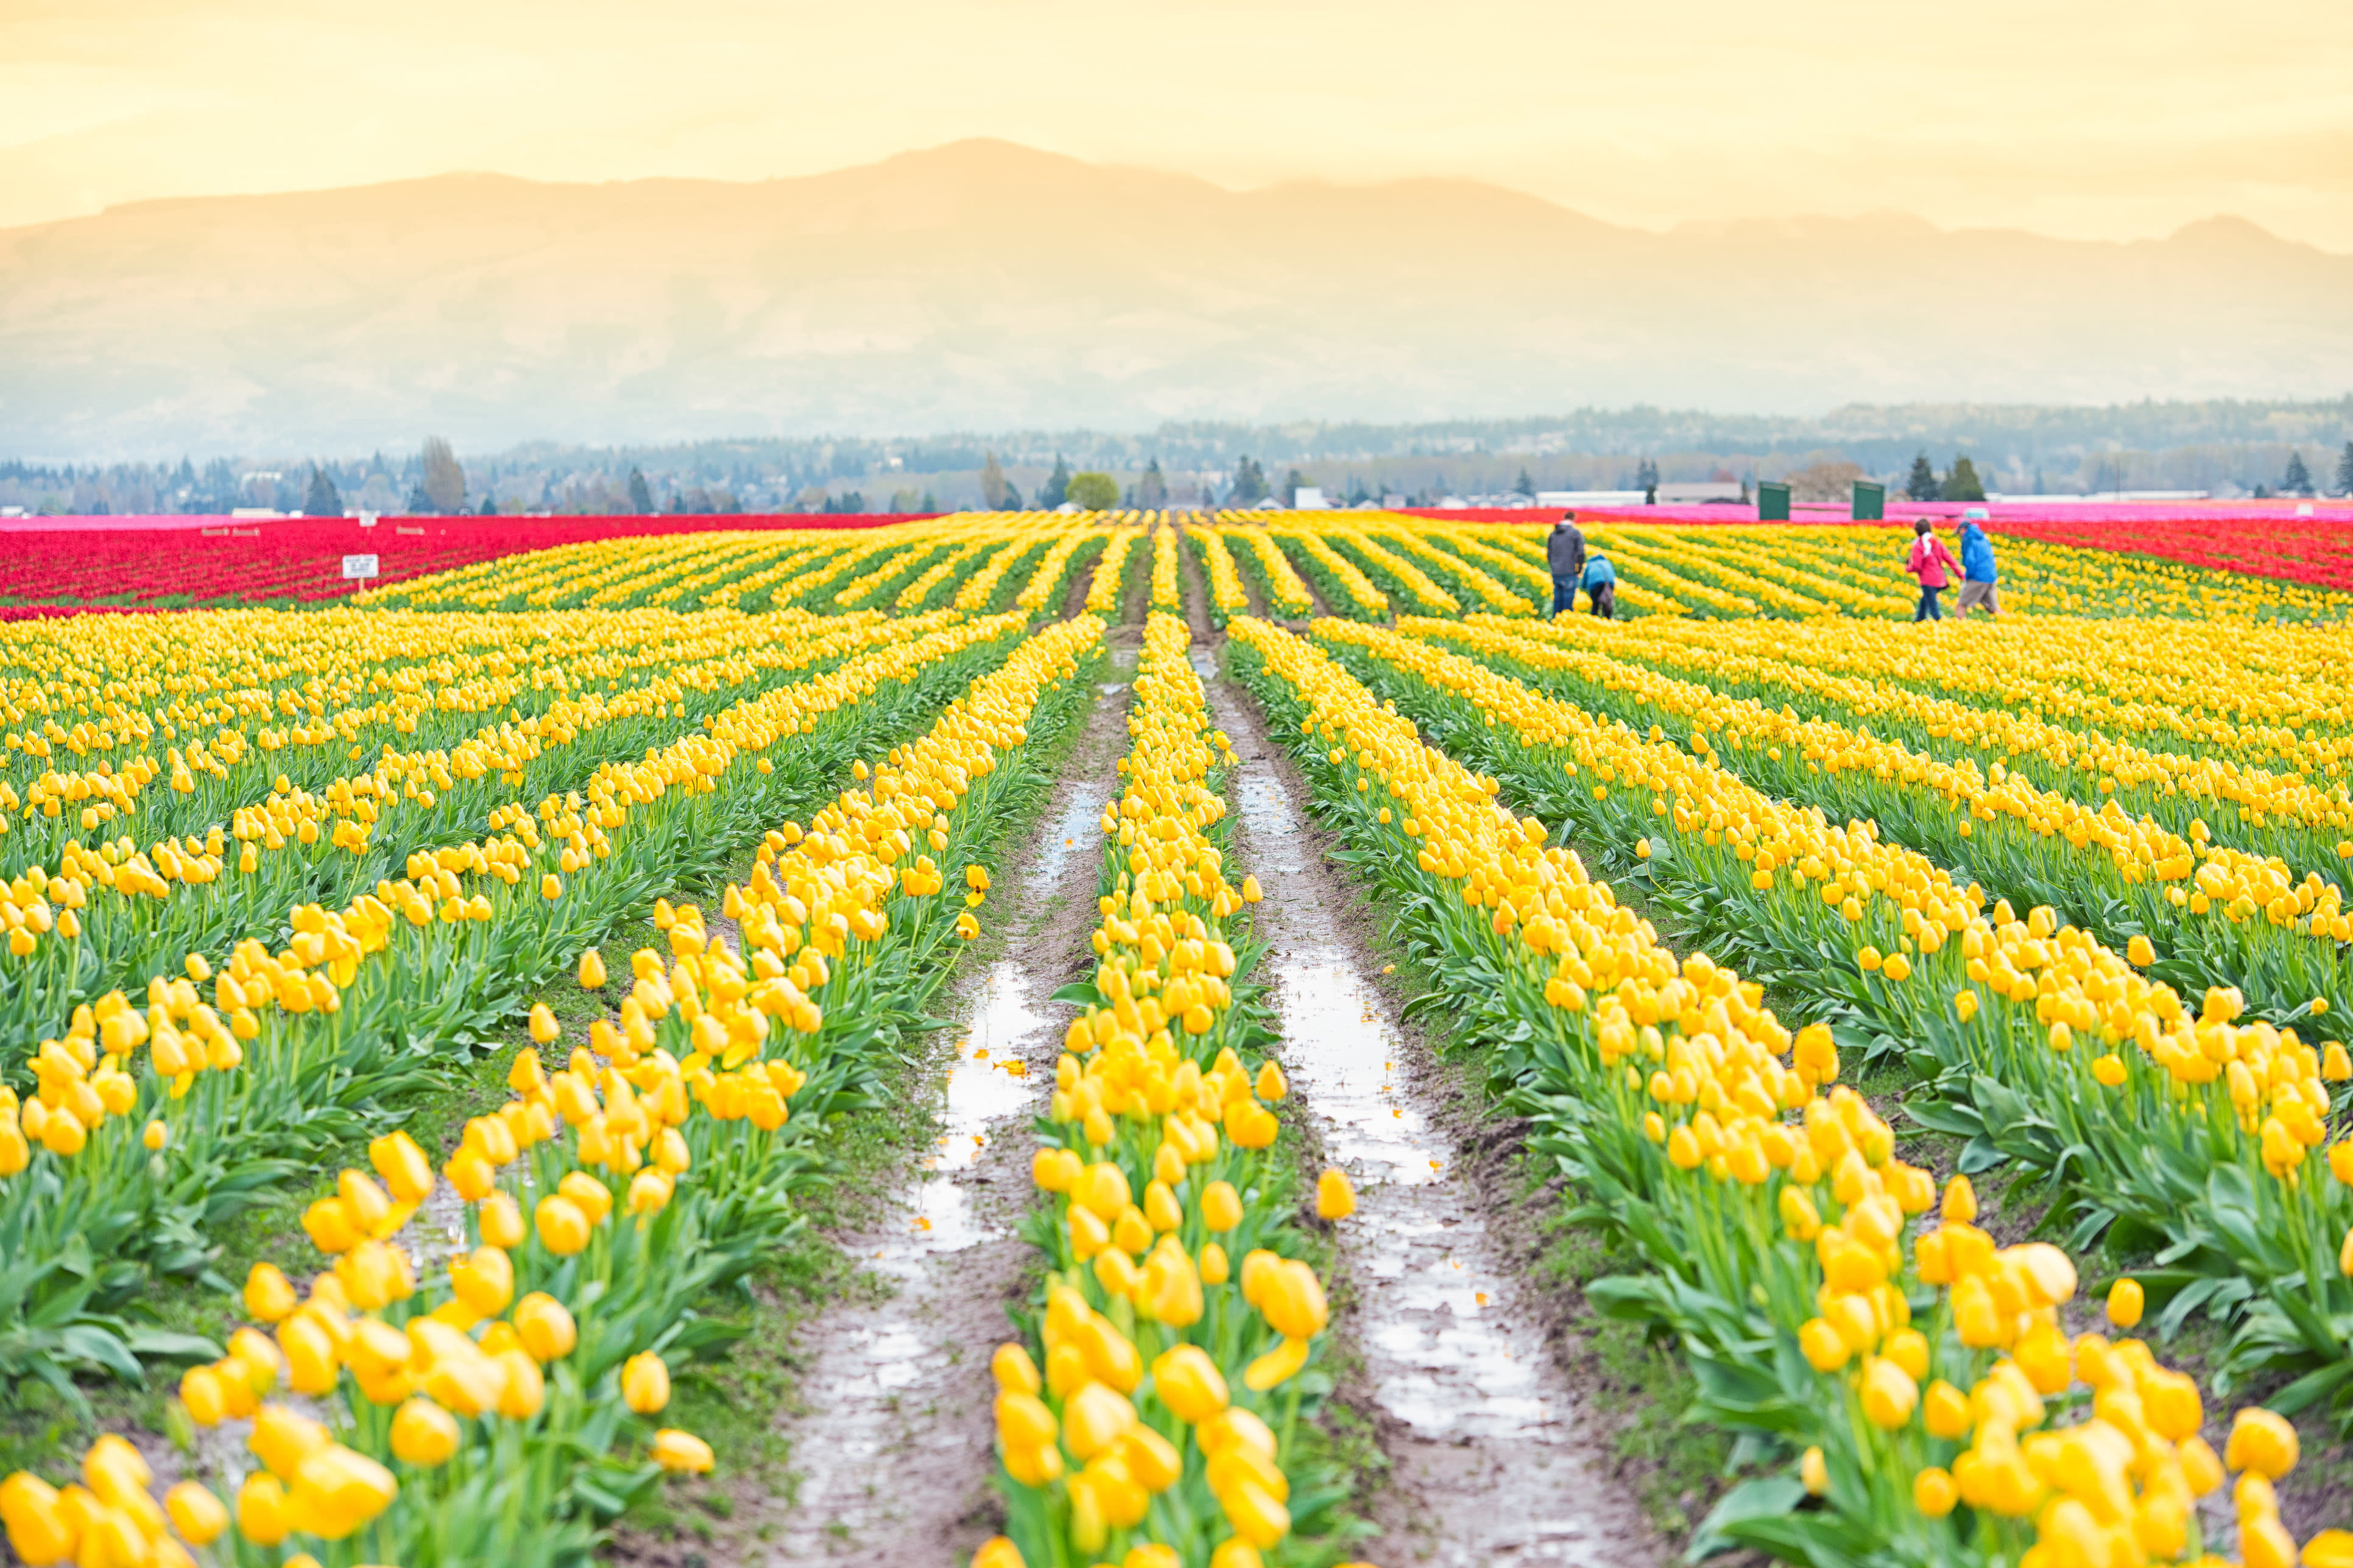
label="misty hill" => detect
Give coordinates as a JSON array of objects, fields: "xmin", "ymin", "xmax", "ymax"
[{"xmin": 2, "ymin": 139, "xmax": 2348, "ymax": 459}]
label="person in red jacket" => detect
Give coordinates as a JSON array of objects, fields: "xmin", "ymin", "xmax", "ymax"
[{"xmin": 1903, "ymin": 518, "xmax": 1961, "ymax": 622}]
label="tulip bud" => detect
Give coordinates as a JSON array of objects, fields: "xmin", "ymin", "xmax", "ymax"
[
  {"xmin": 1151, "ymin": 1344, "xmax": 1229, "ymax": 1422},
  {"xmin": 622, "ymin": 1351, "xmax": 671, "ymax": 1415},
  {"xmin": 1255, "ymin": 1061, "xmax": 1287, "ymax": 1102},
  {"xmin": 244, "ymin": 1263, "xmax": 299, "ymax": 1324},
  {"xmin": 1201, "ymin": 1180, "xmax": 1243, "ymax": 1232},
  {"xmin": 1315, "ymin": 1169, "xmax": 1355, "ymax": 1221},
  {"xmin": 972, "ymin": 1539, "xmax": 1025, "ymax": 1568},
  {"xmin": 142, "ymin": 1119, "xmax": 168, "ymax": 1151},
  {"xmin": 2106, "ymin": 1277, "xmax": 2145, "ymax": 1329},
  {"xmin": 389, "ymin": 1399, "xmax": 460, "ymax": 1468},
  {"xmin": 990, "ymin": 1343, "xmax": 1040, "ymax": 1395},
  {"xmin": 514, "ymin": 1293, "xmax": 577, "ymax": 1362},
  {"xmin": 534, "ymin": 1194, "xmax": 591, "ymax": 1256},
  {"xmin": 495, "ymin": 1348, "xmax": 545, "ymax": 1419},
  {"xmin": 479, "ymin": 1192, "xmax": 526, "ymax": 1250},
  {"xmin": 235, "ymin": 1472, "xmax": 291, "ymax": 1547},
  {"xmin": 652, "ymin": 1429, "xmax": 716, "ymax": 1474},
  {"xmin": 451, "ymin": 1246, "xmax": 513, "ymax": 1316},
  {"xmin": 529, "ymin": 1004, "xmax": 560, "ymax": 1044},
  {"xmin": 578, "ymin": 949, "xmax": 608, "ymax": 989},
  {"xmin": 163, "ymin": 1480, "xmax": 228, "ymax": 1545}
]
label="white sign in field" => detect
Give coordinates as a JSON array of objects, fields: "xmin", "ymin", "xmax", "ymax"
[{"xmin": 342, "ymin": 554, "xmax": 380, "ymax": 579}]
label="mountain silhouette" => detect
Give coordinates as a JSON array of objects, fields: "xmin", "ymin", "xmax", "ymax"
[{"xmin": 2, "ymin": 139, "xmax": 2346, "ymax": 456}]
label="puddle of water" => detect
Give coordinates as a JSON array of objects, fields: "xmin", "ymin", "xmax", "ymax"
[
  {"xmin": 879, "ymin": 781, "xmax": 1100, "ymax": 1266},
  {"xmin": 1221, "ymin": 689, "xmax": 1572, "ymax": 1443}
]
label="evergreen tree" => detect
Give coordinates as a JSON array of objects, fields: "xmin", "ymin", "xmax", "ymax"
[
  {"xmin": 1514, "ymin": 467, "xmax": 1536, "ymax": 497},
  {"xmin": 1346, "ymin": 476, "xmax": 1371, "ymax": 507},
  {"xmin": 479, "ymin": 494, "xmax": 497, "ymax": 516},
  {"xmin": 1041, "ymin": 454, "xmax": 1072, "ymax": 510},
  {"xmin": 626, "ymin": 467, "xmax": 655, "ymax": 514},
  {"xmin": 2335, "ymin": 442, "xmax": 2353, "ymax": 498},
  {"xmin": 981, "ymin": 452, "xmax": 1008, "ymax": 509},
  {"xmin": 1230, "ymin": 457, "xmax": 1269, "ymax": 505},
  {"xmin": 302, "ymin": 465, "xmax": 342, "ymax": 517},
  {"xmin": 1002, "ymin": 482, "xmax": 1023, "ymax": 509},
  {"xmin": 2283, "ymin": 451, "xmax": 2314, "ymax": 496},
  {"xmin": 1281, "ymin": 469, "xmax": 1311, "ymax": 507},
  {"xmin": 1941, "ymin": 456, "xmax": 1987, "ymax": 503},
  {"xmin": 1636, "ymin": 457, "xmax": 1659, "ymax": 504},
  {"xmin": 1907, "ymin": 452, "xmax": 1941, "ymax": 502},
  {"xmin": 1137, "ymin": 459, "xmax": 1168, "ymax": 507},
  {"xmin": 404, "ymin": 483, "xmax": 432, "ymax": 513}
]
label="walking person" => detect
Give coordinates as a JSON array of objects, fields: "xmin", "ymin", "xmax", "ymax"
[
  {"xmin": 1581, "ymin": 550, "xmax": 1617, "ymax": 619},
  {"xmin": 1904, "ymin": 518, "xmax": 1960, "ymax": 622},
  {"xmin": 1547, "ymin": 513, "xmax": 1586, "ymax": 617},
  {"xmin": 1954, "ymin": 516, "xmax": 2000, "ymax": 617}
]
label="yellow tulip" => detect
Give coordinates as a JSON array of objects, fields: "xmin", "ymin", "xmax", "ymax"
[
  {"xmin": 621, "ymin": 1351, "xmax": 671, "ymax": 1415},
  {"xmin": 1315, "ymin": 1169, "xmax": 1355, "ymax": 1220},
  {"xmin": 514, "ymin": 1292, "xmax": 577, "ymax": 1362},
  {"xmin": 534, "ymin": 1194, "xmax": 591, "ymax": 1256},
  {"xmin": 163, "ymin": 1480, "xmax": 228, "ymax": 1545},
  {"xmin": 243, "ymin": 1262, "xmax": 298, "ymax": 1324},
  {"xmin": 2225, "ymin": 1407, "xmax": 2300, "ymax": 1480},
  {"xmin": 1201, "ymin": 1180, "xmax": 1243, "ymax": 1232},
  {"xmin": 389, "ymin": 1400, "xmax": 460, "ymax": 1468},
  {"xmin": 2107, "ymin": 1277, "xmax": 2145, "ymax": 1329},
  {"xmin": 578, "ymin": 949, "xmax": 608, "ymax": 989}
]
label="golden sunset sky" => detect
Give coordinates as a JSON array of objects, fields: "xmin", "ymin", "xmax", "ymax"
[{"xmin": 4, "ymin": 0, "xmax": 2348, "ymax": 248}]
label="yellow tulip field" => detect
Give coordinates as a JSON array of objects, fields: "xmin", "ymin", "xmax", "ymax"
[{"xmin": 2, "ymin": 508, "xmax": 2349, "ymax": 1568}]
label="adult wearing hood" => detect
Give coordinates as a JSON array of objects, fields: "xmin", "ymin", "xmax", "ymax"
[{"xmin": 1955, "ymin": 519, "xmax": 2000, "ymax": 617}]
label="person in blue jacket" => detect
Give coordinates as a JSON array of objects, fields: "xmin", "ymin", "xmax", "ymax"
[
  {"xmin": 1581, "ymin": 551, "xmax": 1616, "ymax": 619},
  {"xmin": 1954, "ymin": 519, "xmax": 1999, "ymax": 617}
]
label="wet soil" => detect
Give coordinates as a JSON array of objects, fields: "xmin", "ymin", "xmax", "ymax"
[
  {"xmin": 1194, "ymin": 644, "xmax": 1663, "ymax": 1567},
  {"xmin": 722, "ymin": 673, "xmax": 1131, "ymax": 1565}
]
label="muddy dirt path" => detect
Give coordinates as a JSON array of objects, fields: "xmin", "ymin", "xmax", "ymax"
[
  {"xmin": 741, "ymin": 659, "xmax": 1133, "ymax": 1565},
  {"xmin": 1193, "ymin": 644, "xmax": 1662, "ymax": 1568}
]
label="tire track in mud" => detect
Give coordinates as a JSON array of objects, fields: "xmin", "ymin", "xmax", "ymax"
[
  {"xmin": 1193, "ymin": 642, "xmax": 1662, "ymax": 1568},
  {"xmin": 733, "ymin": 656, "xmax": 1134, "ymax": 1565}
]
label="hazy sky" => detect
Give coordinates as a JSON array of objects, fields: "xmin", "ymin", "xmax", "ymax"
[{"xmin": 5, "ymin": 0, "xmax": 2349, "ymax": 248}]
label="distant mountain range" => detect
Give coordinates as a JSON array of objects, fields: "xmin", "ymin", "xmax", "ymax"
[{"xmin": 2, "ymin": 139, "xmax": 2348, "ymax": 459}]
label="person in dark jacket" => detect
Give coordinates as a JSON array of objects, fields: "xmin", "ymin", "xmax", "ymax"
[
  {"xmin": 1546, "ymin": 514, "xmax": 1586, "ymax": 616},
  {"xmin": 1954, "ymin": 520, "xmax": 2000, "ymax": 617},
  {"xmin": 1581, "ymin": 551, "xmax": 1617, "ymax": 619},
  {"xmin": 1904, "ymin": 518, "xmax": 1961, "ymax": 622}
]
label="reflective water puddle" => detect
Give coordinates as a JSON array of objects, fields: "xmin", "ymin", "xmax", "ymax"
[{"xmin": 1209, "ymin": 667, "xmax": 1642, "ymax": 1564}]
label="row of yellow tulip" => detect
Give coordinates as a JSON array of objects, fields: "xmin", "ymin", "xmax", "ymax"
[
  {"xmin": 1579, "ymin": 608, "xmax": 2353, "ymax": 783},
  {"xmin": 1225, "ymin": 613, "xmax": 2340, "ymax": 1568},
  {"xmin": 1315, "ymin": 616, "xmax": 2353, "ymax": 1425},
  {"xmin": 1212, "ymin": 526, "xmax": 1314, "ymax": 620},
  {"xmin": 0, "ymin": 610, "xmax": 961, "ymax": 1049},
  {"xmin": 1151, "ymin": 526, "xmax": 1184, "ymax": 616},
  {"xmin": 0, "ymin": 615, "xmax": 1032, "ymax": 1393},
  {"xmin": 1, "ymin": 604, "xmax": 806, "ymax": 847},
  {"xmin": 1088, "ymin": 522, "xmax": 1148, "ymax": 618},
  {"xmin": 0, "ymin": 616, "xmax": 1111, "ymax": 1567},
  {"xmin": 1417, "ymin": 615, "xmax": 2352, "ymax": 1023},
  {"xmin": 980, "ymin": 612, "xmax": 1365, "ymax": 1568},
  {"xmin": 1191, "ymin": 528, "xmax": 1249, "ymax": 627},
  {"xmin": 1018, "ymin": 529, "xmax": 1110, "ymax": 617}
]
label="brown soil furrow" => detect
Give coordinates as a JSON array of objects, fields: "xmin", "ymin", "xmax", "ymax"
[
  {"xmin": 1195, "ymin": 642, "xmax": 1662, "ymax": 1568},
  {"xmin": 735, "ymin": 675, "xmax": 1131, "ymax": 1564}
]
